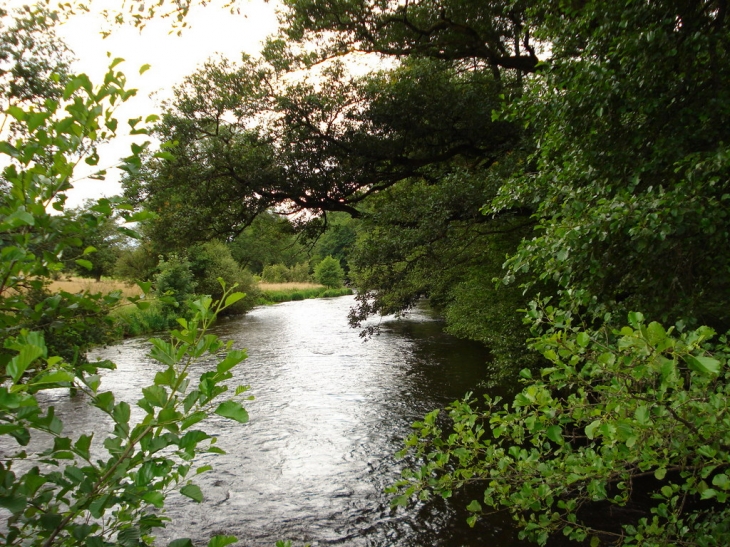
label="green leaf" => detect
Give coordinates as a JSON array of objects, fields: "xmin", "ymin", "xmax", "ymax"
[
  {"xmin": 142, "ymin": 385, "xmax": 168, "ymax": 407},
  {"xmin": 224, "ymin": 292, "xmax": 245, "ymax": 308},
  {"xmin": 34, "ymin": 370, "xmax": 75, "ymax": 385},
  {"xmin": 546, "ymin": 425, "xmax": 563, "ymax": 444},
  {"xmin": 634, "ymin": 405, "xmax": 650, "ymax": 425},
  {"xmin": 684, "ymin": 355, "xmax": 721, "ymax": 375},
  {"xmin": 0, "ymin": 494, "xmax": 26, "ymax": 514},
  {"xmin": 8, "ymin": 344, "xmax": 45, "ymax": 383},
  {"xmin": 576, "ymin": 332, "xmax": 590, "ymax": 348},
  {"xmin": 216, "ymin": 350, "xmax": 247, "ymax": 375},
  {"xmin": 207, "ymin": 536, "xmax": 237, "ymax": 547},
  {"xmin": 466, "ymin": 499, "xmax": 482, "ymax": 512},
  {"xmin": 180, "ymin": 483, "xmax": 203, "ymax": 503},
  {"xmin": 169, "ymin": 540, "xmax": 194, "ymax": 547},
  {"xmin": 214, "ymin": 401, "xmax": 249, "ymax": 424},
  {"xmin": 7, "ymin": 105, "xmax": 25, "ymax": 121},
  {"xmin": 181, "ymin": 411, "xmax": 207, "ymax": 430},
  {"xmin": 585, "ymin": 420, "xmax": 601, "ymax": 440},
  {"xmin": 142, "ymin": 491, "xmax": 165, "ymax": 508},
  {"xmin": 75, "ymin": 259, "xmax": 93, "ymax": 271},
  {"xmin": 117, "ymin": 527, "xmax": 140, "ymax": 547}
]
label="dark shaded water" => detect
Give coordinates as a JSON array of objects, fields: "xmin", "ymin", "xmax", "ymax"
[{"xmin": 50, "ymin": 296, "xmax": 530, "ymax": 546}]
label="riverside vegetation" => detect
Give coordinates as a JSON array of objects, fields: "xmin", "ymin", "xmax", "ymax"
[{"xmin": 2, "ymin": 0, "xmax": 730, "ymax": 546}]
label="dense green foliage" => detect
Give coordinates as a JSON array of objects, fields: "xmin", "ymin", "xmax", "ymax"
[
  {"xmin": 314, "ymin": 256, "xmax": 345, "ymax": 288},
  {"xmin": 391, "ymin": 313, "xmax": 730, "ymax": 545}
]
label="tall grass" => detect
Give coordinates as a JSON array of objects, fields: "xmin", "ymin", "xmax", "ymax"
[{"xmin": 48, "ymin": 277, "xmax": 142, "ymax": 299}]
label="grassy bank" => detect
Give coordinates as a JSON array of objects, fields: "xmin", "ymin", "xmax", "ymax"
[
  {"xmin": 47, "ymin": 279, "xmax": 354, "ymax": 339},
  {"xmin": 256, "ymin": 282, "xmax": 353, "ymax": 304}
]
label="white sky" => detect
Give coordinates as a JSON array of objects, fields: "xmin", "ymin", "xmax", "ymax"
[{"xmin": 54, "ymin": 0, "xmax": 281, "ymax": 207}]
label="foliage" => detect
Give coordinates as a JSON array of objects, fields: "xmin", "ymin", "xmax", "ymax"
[
  {"xmin": 261, "ymin": 262, "xmax": 310, "ymax": 284},
  {"xmin": 495, "ymin": 0, "xmax": 730, "ymax": 330},
  {"xmin": 391, "ymin": 311, "xmax": 730, "ymax": 546},
  {"xmin": 114, "ymin": 242, "xmax": 158, "ymax": 283},
  {"xmin": 0, "ymin": 5, "xmax": 71, "ymax": 110},
  {"xmin": 257, "ymin": 285, "xmax": 352, "ymax": 305},
  {"xmin": 228, "ymin": 212, "xmax": 307, "ymax": 275},
  {"xmin": 111, "ymin": 300, "xmax": 177, "ymax": 338},
  {"xmin": 0, "ymin": 6, "xmax": 250, "ymax": 546},
  {"xmin": 0, "ymin": 290, "xmax": 252, "ymax": 547},
  {"xmin": 153, "ymin": 254, "xmax": 197, "ymax": 311},
  {"xmin": 119, "ymin": 0, "xmax": 730, "ymax": 542},
  {"xmin": 123, "ymin": 55, "xmax": 520, "ymax": 242},
  {"xmin": 314, "ymin": 256, "xmax": 344, "ymax": 288},
  {"xmin": 308, "ymin": 212, "xmax": 357, "ymax": 276},
  {"xmin": 187, "ymin": 240, "xmax": 259, "ymax": 314},
  {"xmin": 63, "ymin": 201, "xmax": 131, "ymax": 281}
]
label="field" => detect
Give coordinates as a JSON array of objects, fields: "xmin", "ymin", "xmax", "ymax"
[{"xmin": 47, "ymin": 277, "xmax": 143, "ymax": 299}]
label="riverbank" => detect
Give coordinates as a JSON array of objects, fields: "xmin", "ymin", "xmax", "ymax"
[
  {"xmin": 256, "ymin": 282, "xmax": 353, "ymax": 305},
  {"xmin": 46, "ymin": 278, "xmax": 353, "ymax": 338},
  {"xmin": 111, "ymin": 283, "xmax": 353, "ymax": 337}
]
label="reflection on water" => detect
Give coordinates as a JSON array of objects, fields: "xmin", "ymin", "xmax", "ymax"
[{"xmin": 59, "ymin": 296, "xmax": 529, "ymax": 546}]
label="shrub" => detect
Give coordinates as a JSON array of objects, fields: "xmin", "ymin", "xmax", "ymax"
[
  {"xmin": 392, "ymin": 309, "xmax": 730, "ymax": 546},
  {"xmin": 188, "ymin": 241, "xmax": 259, "ymax": 314},
  {"xmin": 154, "ymin": 254, "xmax": 197, "ymax": 311},
  {"xmin": 0, "ymin": 31, "xmax": 249, "ymax": 547},
  {"xmin": 314, "ymin": 256, "xmax": 344, "ymax": 288}
]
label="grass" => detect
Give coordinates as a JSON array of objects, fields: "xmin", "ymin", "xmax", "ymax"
[
  {"xmin": 48, "ymin": 277, "xmax": 142, "ymax": 299},
  {"xmin": 258, "ymin": 282, "xmax": 325, "ymax": 291},
  {"xmin": 257, "ymin": 283, "xmax": 353, "ymax": 304}
]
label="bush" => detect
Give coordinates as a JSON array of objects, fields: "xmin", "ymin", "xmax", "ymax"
[
  {"xmin": 154, "ymin": 254, "xmax": 197, "ymax": 311},
  {"xmin": 261, "ymin": 263, "xmax": 290, "ymax": 283},
  {"xmin": 314, "ymin": 256, "xmax": 344, "ymax": 288},
  {"xmin": 188, "ymin": 241, "xmax": 259, "ymax": 314},
  {"xmin": 392, "ymin": 308, "xmax": 730, "ymax": 546},
  {"xmin": 261, "ymin": 262, "xmax": 311, "ymax": 283}
]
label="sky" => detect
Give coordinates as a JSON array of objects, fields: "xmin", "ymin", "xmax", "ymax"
[{"xmin": 54, "ymin": 0, "xmax": 281, "ymax": 207}]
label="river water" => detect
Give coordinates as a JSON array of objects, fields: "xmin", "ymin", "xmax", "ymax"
[{"xmin": 58, "ymin": 295, "xmax": 529, "ymax": 546}]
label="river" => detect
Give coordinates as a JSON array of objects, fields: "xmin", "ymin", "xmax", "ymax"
[{"xmin": 60, "ymin": 295, "xmax": 530, "ymax": 546}]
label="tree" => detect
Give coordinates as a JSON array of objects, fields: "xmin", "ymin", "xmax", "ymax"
[
  {"xmin": 314, "ymin": 256, "xmax": 344, "ymax": 288},
  {"xmin": 0, "ymin": 5, "xmax": 251, "ymax": 546},
  {"xmin": 391, "ymin": 312, "xmax": 730, "ymax": 546},
  {"xmin": 390, "ymin": 0, "xmax": 730, "ymax": 544},
  {"xmin": 122, "ymin": 55, "xmax": 522, "ymax": 244},
  {"xmin": 187, "ymin": 240, "xmax": 259, "ymax": 314},
  {"xmin": 228, "ymin": 212, "xmax": 307, "ymax": 275}
]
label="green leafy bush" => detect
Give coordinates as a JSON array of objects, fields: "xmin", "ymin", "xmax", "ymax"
[
  {"xmin": 188, "ymin": 241, "xmax": 259, "ymax": 314},
  {"xmin": 392, "ymin": 309, "xmax": 730, "ymax": 546},
  {"xmin": 314, "ymin": 256, "xmax": 344, "ymax": 288},
  {"xmin": 154, "ymin": 254, "xmax": 197, "ymax": 312},
  {"xmin": 261, "ymin": 262, "xmax": 311, "ymax": 283}
]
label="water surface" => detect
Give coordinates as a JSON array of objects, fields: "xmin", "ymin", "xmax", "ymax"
[{"xmin": 72, "ymin": 296, "xmax": 530, "ymax": 546}]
